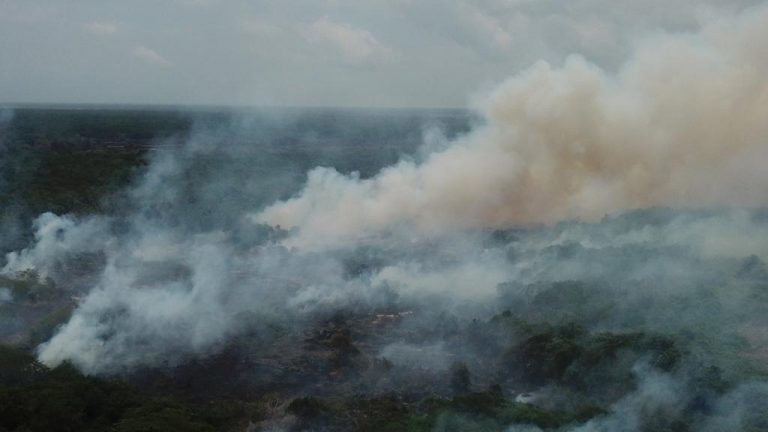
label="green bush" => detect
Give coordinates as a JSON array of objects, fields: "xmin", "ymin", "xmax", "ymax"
[
  {"xmin": 114, "ymin": 401, "xmax": 215, "ymax": 432},
  {"xmin": 0, "ymin": 345, "xmax": 225, "ymax": 432}
]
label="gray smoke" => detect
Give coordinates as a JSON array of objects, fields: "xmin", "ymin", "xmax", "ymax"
[{"xmin": 1, "ymin": 5, "xmax": 768, "ymax": 431}]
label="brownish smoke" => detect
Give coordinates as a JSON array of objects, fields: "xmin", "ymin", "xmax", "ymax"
[{"xmin": 258, "ymin": 6, "xmax": 768, "ymax": 248}]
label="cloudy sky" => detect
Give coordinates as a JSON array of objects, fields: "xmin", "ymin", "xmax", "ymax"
[{"xmin": 0, "ymin": 0, "xmax": 762, "ymax": 108}]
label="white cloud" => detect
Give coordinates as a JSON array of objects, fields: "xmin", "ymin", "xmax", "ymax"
[
  {"xmin": 0, "ymin": 0, "xmax": 764, "ymax": 107},
  {"xmin": 240, "ymin": 16, "xmax": 283, "ymax": 38},
  {"xmin": 303, "ymin": 17, "xmax": 396, "ymax": 65},
  {"xmin": 0, "ymin": 3, "xmax": 57, "ymax": 24},
  {"xmin": 460, "ymin": 5, "xmax": 514, "ymax": 49},
  {"xmin": 82, "ymin": 21, "xmax": 118, "ymax": 36},
  {"xmin": 132, "ymin": 46, "xmax": 172, "ymax": 67},
  {"xmin": 172, "ymin": 0, "xmax": 215, "ymax": 6}
]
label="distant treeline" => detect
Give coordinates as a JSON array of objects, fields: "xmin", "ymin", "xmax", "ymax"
[{"xmin": 6, "ymin": 108, "xmax": 195, "ymax": 142}]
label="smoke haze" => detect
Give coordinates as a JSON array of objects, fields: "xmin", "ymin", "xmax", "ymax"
[
  {"xmin": 258, "ymin": 6, "xmax": 768, "ymax": 248},
  {"xmin": 1, "ymin": 4, "xmax": 768, "ymax": 431}
]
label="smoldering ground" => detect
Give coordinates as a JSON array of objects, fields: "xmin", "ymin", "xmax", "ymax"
[{"xmin": 2, "ymin": 5, "xmax": 768, "ymax": 432}]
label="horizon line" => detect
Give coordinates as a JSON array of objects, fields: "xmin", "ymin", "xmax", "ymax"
[{"xmin": 0, "ymin": 101, "xmax": 470, "ymax": 113}]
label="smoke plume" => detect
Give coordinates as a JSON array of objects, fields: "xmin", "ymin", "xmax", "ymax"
[
  {"xmin": 257, "ymin": 6, "xmax": 768, "ymax": 248},
  {"xmin": 2, "ymin": 5, "xmax": 768, "ymax": 431}
]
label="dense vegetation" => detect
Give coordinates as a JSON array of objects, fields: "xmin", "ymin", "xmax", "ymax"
[
  {"xmin": 6, "ymin": 108, "xmax": 193, "ymax": 142},
  {"xmin": 1, "ymin": 108, "xmax": 767, "ymax": 431},
  {"xmin": 0, "ymin": 345, "xmax": 227, "ymax": 432},
  {"xmin": 0, "ymin": 322, "xmax": 679, "ymax": 431},
  {"xmin": 0, "ymin": 309, "xmax": 756, "ymax": 431},
  {"xmin": 0, "ymin": 108, "xmax": 189, "ymax": 217}
]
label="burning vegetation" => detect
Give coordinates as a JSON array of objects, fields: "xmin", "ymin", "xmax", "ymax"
[{"xmin": 2, "ymin": 5, "xmax": 768, "ymax": 431}]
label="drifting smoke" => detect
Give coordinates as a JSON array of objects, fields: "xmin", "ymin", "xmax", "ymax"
[
  {"xmin": 2, "ymin": 213, "xmax": 108, "ymax": 279},
  {"xmin": 2, "ymin": 5, "xmax": 768, "ymax": 431},
  {"xmin": 0, "ymin": 108, "xmax": 25, "ymax": 255},
  {"xmin": 9, "ymin": 0, "xmax": 766, "ymax": 375},
  {"xmin": 257, "ymin": 6, "xmax": 768, "ymax": 248}
]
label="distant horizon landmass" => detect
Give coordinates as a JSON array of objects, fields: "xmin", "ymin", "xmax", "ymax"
[{"xmin": 0, "ymin": 101, "xmax": 470, "ymax": 114}]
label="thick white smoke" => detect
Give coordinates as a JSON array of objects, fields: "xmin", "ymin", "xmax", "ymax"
[
  {"xmin": 2, "ymin": 212, "xmax": 108, "ymax": 279},
  {"xmin": 257, "ymin": 6, "xmax": 768, "ymax": 248},
  {"xmin": 0, "ymin": 8, "xmax": 764, "ymax": 414},
  {"xmin": 1, "ymin": 5, "xmax": 768, "ymax": 431}
]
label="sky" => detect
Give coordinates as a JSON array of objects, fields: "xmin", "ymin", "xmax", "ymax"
[{"xmin": 0, "ymin": 0, "xmax": 763, "ymax": 108}]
